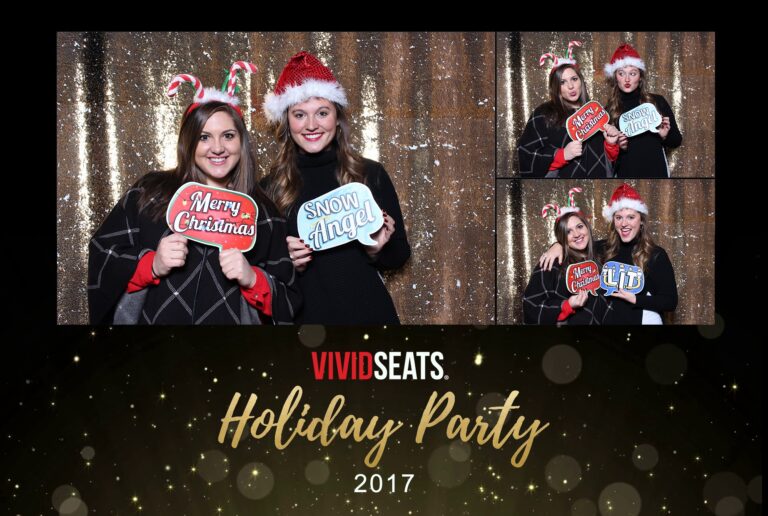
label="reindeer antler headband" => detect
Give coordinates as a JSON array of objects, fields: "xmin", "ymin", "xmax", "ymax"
[{"xmin": 167, "ymin": 60, "xmax": 258, "ymax": 117}]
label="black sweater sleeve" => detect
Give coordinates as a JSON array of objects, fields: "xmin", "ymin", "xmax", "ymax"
[
  {"xmin": 87, "ymin": 185, "xmax": 157, "ymax": 324},
  {"xmin": 517, "ymin": 106, "xmax": 559, "ymax": 177},
  {"xmin": 634, "ymin": 247, "xmax": 678, "ymax": 313},
  {"xmin": 368, "ymin": 161, "xmax": 411, "ymax": 270},
  {"xmin": 522, "ymin": 265, "xmax": 568, "ymax": 325},
  {"xmin": 250, "ymin": 201, "xmax": 302, "ymax": 324},
  {"xmin": 655, "ymin": 95, "xmax": 682, "ymax": 149}
]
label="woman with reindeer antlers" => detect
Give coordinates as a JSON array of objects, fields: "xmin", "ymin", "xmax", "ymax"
[
  {"xmin": 517, "ymin": 40, "xmax": 621, "ymax": 178},
  {"xmin": 523, "ymin": 187, "xmax": 611, "ymax": 325},
  {"xmin": 88, "ymin": 61, "xmax": 301, "ymax": 324}
]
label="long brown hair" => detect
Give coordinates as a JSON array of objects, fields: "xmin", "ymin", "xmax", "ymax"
[
  {"xmin": 554, "ymin": 212, "xmax": 596, "ymax": 269},
  {"xmin": 603, "ymin": 211, "xmax": 656, "ymax": 271},
  {"xmin": 137, "ymin": 102, "xmax": 273, "ymax": 221},
  {"xmin": 263, "ymin": 101, "xmax": 367, "ymax": 216},
  {"xmin": 605, "ymin": 68, "xmax": 660, "ymax": 121},
  {"xmin": 541, "ymin": 64, "xmax": 590, "ymax": 127}
]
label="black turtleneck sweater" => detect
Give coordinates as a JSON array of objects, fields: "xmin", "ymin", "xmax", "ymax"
[
  {"xmin": 596, "ymin": 238, "xmax": 678, "ymax": 324},
  {"xmin": 614, "ymin": 90, "xmax": 682, "ymax": 178},
  {"xmin": 287, "ymin": 149, "xmax": 411, "ymax": 324}
]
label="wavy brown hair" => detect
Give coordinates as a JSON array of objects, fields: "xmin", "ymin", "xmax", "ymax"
[
  {"xmin": 603, "ymin": 211, "xmax": 656, "ymax": 271},
  {"xmin": 540, "ymin": 64, "xmax": 590, "ymax": 128},
  {"xmin": 554, "ymin": 212, "xmax": 596, "ymax": 269},
  {"xmin": 137, "ymin": 102, "xmax": 273, "ymax": 221},
  {"xmin": 605, "ymin": 68, "xmax": 660, "ymax": 121},
  {"xmin": 263, "ymin": 102, "xmax": 367, "ymax": 216}
]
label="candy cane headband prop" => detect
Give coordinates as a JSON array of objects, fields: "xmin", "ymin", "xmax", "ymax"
[
  {"xmin": 539, "ymin": 40, "xmax": 583, "ymax": 74},
  {"xmin": 541, "ymin": 187, "xmax": 584, "ymax": 222},
  {"xmin": 167, "ymin": 61, "xmax": 258, "ymax": 117}
]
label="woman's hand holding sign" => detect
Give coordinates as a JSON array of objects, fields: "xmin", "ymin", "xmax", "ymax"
[
  {"xmin": 287, "ymin": 236, "xmax": 313, "ymax": 272},
  {"xmin": 617, "ymin": 132, "xmax": 629, "ymax": 150},
  {"xmin": 610, "ymin": 289, "xmax": 637, "ymax": 304},
  {"xmin": 602, "ymin": 123, "xmax": 620, "ymax": 145},
  {"xmin": 658, "ymin": 116, "xmax": 671, "ymax": 140},
  {"xmin": 153, "ymin": 233, "xmax": 189, "ymax": 278},
  {"xmin": 563, "ymin": 141, "xmax": 583, "ymax": 161},
  {"xmin": 568, "ymin": 290, "xmax": 588, "ymax": 309},
  {"xmin": 365, "ymin": 212, "xmax": 395, "ymax": 258},
  {"xmin": 219, "ymin": 248, "xmax": 256, "ymax": 288}
]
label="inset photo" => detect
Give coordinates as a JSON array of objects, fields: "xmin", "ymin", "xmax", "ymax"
[
  {"xmin": 497, "ymin": 179, "xmax": 714, "ymax": 324},
  {"xmin": 497, "ymin": 32, "xmax": 714, "ymax": 178},
  {"xmin": 58, "ymin": 32, "xmax": 496, "ymax": 325}
]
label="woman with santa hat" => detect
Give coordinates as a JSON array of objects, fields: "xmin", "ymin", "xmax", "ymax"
[
  {"xmin": 598, "ymin": 183, "xmax": 677, "ymax": 323},
  {"xmin": 604, "ymin": 43, "xmax": 683, "ymax": 178},
  {"xmin": 88, "ymin": 62, "xmax": 300, "ymax": 325},
  {"xmin": 261, "ymin": 51, "xmax": 411, "ymax": 324},
  {"xmin": 518, "ymin": 40, "xmax": 621, "ymax": 178}
]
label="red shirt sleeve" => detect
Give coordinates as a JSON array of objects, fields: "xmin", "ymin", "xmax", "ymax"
[
  {"xmin": 240, "ymin": 267, "xmax": 273, "ymax": 317},
  {"xmin": 557, "ymin": 299, "xmax": 575, "ymax": 321},
  {"xmin": 126, "ymin": 251, "xmax": 160, "ymax": 293},
  {"xmin": 604, "ymin": 140, "xmax": 620, "ymax": 162},
  {"xmin": 548, "ymin": 148, "xmax": 568, "ymax": 171}
]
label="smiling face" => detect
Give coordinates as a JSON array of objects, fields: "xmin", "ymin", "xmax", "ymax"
[
  {"xmin": 613, "ymin": 208, "xmax": 642, "ymax": 242},
  {"xmin": 193, "ymin": 111, "xmax": 241, "ymax": 188},
  {"xmin": 559, "ymin": 67, "xmax": 583, "ymax": 107},
  {"xmin": 288, "ymin": 97, "xmax": 338, "ymax": 154},
  {"xmin": 565, "ymin": 214, "xmax": 590, "ymax": 251},
  {"xmin": 615, "ymin": 66, "xmax": 641, "ymax": 93}
]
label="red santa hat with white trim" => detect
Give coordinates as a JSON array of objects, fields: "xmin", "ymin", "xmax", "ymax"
[
  {"xmin": 602, "ymin": 183, "xmax": 648, "ymax": 222},
  {"xmin": 263, "ymin": 51, "xmax": 348, "ymax": 124},
  {"xmin": 604, "ymin": 43, "xmax": 646, "ymax": 78}
]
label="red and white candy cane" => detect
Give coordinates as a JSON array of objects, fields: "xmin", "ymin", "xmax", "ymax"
[
  {"xmin": 567, "ymin": 187, "xmax": 583, "ymax": 208},
  {"xmin": 539, "ymin": 52, "xmax": 558, "ymax": 68},
  {"xmin": 541, "ymin": 203, "xmax": 561, "ymax": 218},
  {"xmin": 167, "ymin": 74, "xmax": 204, "ymax": 100},
  {"xmin": 226, "ymin": 61, "xmax": 258, "ymax": 96},
  {"xmin": 567, "ymin": 41, "xmax": 583, "ymax": 60}
]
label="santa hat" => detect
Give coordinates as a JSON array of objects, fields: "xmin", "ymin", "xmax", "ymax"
[
  {"xmin": 166, "ymin": 61, "xmax": 257, "ymax": 117},
  {"xmin": 603, "ymin": 43, "xmax": 646, "ymax": 78},
  {"xmin": 541, "ymin": 187, "xmax": 584, "ymax": 221},
  {"xmin": 263, "ymin": 51, "xmax": 348, "ymax": 123},
  {"xmin": 602, "ymin": 183, "xmax": 648, "ymax": 222},
  {"xmin": 539, "ymin": 40, "xmax": 583, "ymax": 74}
]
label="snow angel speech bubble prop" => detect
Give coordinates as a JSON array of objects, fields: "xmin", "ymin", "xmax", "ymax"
[
  {"xmin": 297, "ymin": 183, "xmax": 385, "ymax": 251},
  {"xmin": 618, "ymin": 102, "xmax": 662, "ymax": 138}
]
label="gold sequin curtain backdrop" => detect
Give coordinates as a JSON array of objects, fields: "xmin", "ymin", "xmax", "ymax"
[
  {"xmin": 497, "ymin": 32, "xmax": 715, "ymax": 177},
  {"xmin": 497, "ymin": 179, "xmax": 715, "ymax": 324},
  {"xmin": 56, "ymin": 32, "xmax": 495, "ymax": 324}
]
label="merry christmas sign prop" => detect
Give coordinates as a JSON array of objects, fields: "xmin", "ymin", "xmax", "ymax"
[
  {"xmin": 297, "ymin": 183, "xmax": 385, "ymax": 251},
  {"xmin": 166, "ymin": 182, "xmax": 258, "ymax": 251},
  {"xmin": 565, "ymin": 261, "xmax": 601, "ymax": 295},
  {"xmin": 566, "ymin": 101, "xmax": 610, "ymax": 141}
]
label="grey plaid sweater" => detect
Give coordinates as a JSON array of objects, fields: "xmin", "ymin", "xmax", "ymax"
[
  {"xmin": 88, "ymin": 175, "xmax": 301, "ymax": 324},
  {"xmin": 522, "ymin": 263, "xmax": 611, "ymax": 325},
  {"xmin": 517, "ymin": 103, "xmax": 614, "ymax": 178}
]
